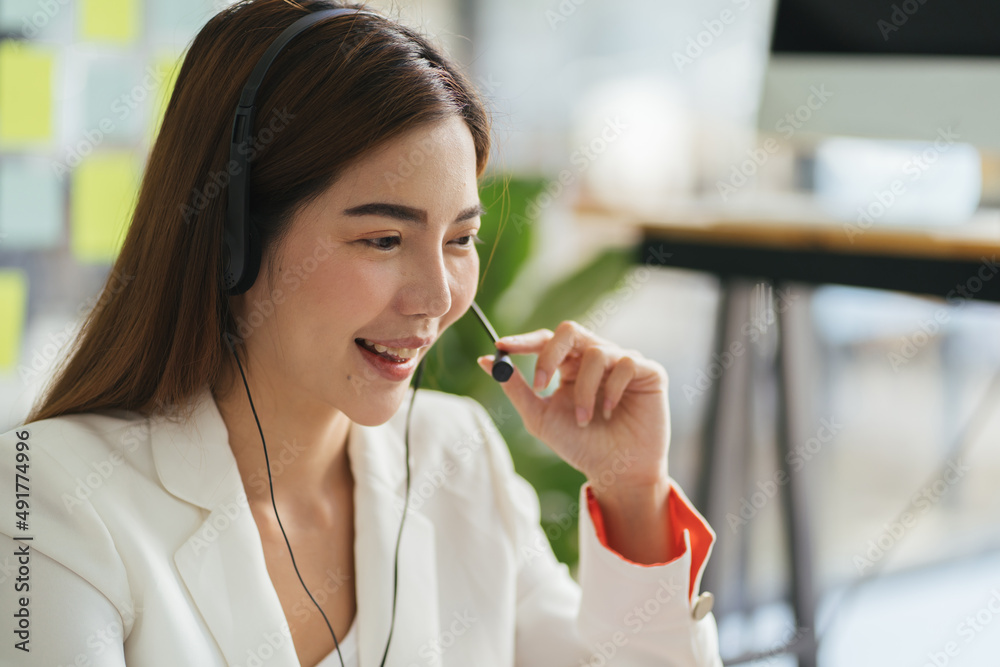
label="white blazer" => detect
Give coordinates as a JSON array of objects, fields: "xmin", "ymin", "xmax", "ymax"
[{"xmin": 0, "ymin": 387, "xmax": 721, "ymax": 666}]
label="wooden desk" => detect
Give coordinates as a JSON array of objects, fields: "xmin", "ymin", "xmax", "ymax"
[
  {"xmin": 579, "ymin": 200, "xmax": 1000, "ymax": 667},
  {"xmin": 581, "ymin": 201, "xmax": 1000, "ymax": 300}
]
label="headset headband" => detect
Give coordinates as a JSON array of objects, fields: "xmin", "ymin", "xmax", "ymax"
[{"xmin": 224, "ymin": 7, "xmax": 374, "ymax": 294}]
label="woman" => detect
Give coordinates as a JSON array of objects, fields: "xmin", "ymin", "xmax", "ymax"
[{"xmin": 0, "ymin": 1, "xmax": 720, "ymax": 665}]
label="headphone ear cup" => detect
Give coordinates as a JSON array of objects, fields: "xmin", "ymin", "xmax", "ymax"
[
  {"xmin": 222, "ymin": 231, "xmax": 240, "ymax": 294},
  {"xmin": 222, "ymin": 219, "xmax": 261, "ymax": 295},
  {"xmin": 244, "ymin": 220, "xmax": 262, "ymax": 291}
]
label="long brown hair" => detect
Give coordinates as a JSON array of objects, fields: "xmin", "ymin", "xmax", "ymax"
[{"xmin": 27, "ymin": 0, "xmax": 491, "ymax": 423}]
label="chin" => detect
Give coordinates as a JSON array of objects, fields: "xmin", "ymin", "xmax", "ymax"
[{"xmin": 344, "ymin": 384, "xmax": 410, "ymax": 427}]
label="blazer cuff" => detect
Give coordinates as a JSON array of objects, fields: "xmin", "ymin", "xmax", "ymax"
[{"xmin": 582, "ymin": 479, "xmax": 715, "ymax": 604}]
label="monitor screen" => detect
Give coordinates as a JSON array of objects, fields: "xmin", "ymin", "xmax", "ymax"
[
  {"xmin": 771, "ymin": 0, "xmax": 1000, "ymax": 57},
  {"xmin": 757, "ymin": 0, "xmax": 1000, "ymax": 149}
]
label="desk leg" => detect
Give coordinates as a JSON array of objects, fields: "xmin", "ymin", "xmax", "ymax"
[
  {"xmin": 694, "ymin": 277, "xmax": 733, "ymax": 515},
  {"xmin": 774, "ymin": 282, "xmax": 818, "ymax": 667},
  {"xmin": 695, "ymin": 279, "xmax": 756, "ymax": 623}
]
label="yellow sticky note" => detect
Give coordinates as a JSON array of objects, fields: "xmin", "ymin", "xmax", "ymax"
[
  {"xmin": 71, "ymin": 152, "xmax": 139, "ymax": 264},
  {"xmin": 150, "ymin": 51, "xmax": 182, "ymax": 139},
  {"xmin": 0, "ymin": 41, "xmax": 54, "ymax": 147},
  {"xmin": 80, "ymin": 0, "xmax": 140, "ymax": 44},
  {"xmin": 0, "ymin": 271, "xmax": 28, "ymax": 371}
]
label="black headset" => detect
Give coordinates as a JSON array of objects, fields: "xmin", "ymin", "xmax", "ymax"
[
  {"xmin": 221, "ymin": 8, "xmax": 513, "ymax": 667},
  {"xmin": 223, "ymin": 7, "xmax": 377, "ymax": 296}
]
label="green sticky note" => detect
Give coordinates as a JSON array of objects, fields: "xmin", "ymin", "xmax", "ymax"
[
  {"xmin": 71, "ymin": 152, "xmax": 139, "ymax": 264},
  {"xmin": 0, "ymin": 271, "xmax": 28, "ymax": 371},
  {"xmin": 80, "ymin": 0, "xmax": 140, "ymax": 44},
  {"xmin": 0, "ymin": 41, "xmax": 54, "ymax": 147}
]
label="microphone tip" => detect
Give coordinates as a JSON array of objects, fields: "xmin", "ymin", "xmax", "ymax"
[{"xmin": 492, "ymin": 351, "xmax": 514, "ymax": 382}]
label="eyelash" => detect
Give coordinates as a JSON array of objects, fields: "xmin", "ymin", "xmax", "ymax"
[{"xmin": 362, "ymin": 234, "xmax": 484, "ymax": 252}]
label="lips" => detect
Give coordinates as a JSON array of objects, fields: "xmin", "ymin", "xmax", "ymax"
[
  {"xmin": 356, "ymin": 339, "xmax": 418, "ymax": 361},
  {"xmin": 355, "ymin": 337, "xmax": 422, "ymax": 381},
  {"xmin": 356, "ymin": 336, "xmax": 434, "ymax": 349}
]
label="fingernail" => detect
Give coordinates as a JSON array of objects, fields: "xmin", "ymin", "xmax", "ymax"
[
  {"xmin": 534, "ymin": 369, "xmax": 548, "ymax": 390},
  {"xmin": 602, "ymin": 399, "xmax": 612, "ymax": 420},
  {"xmin": 576, "ymin": 406, "xmax": 589, "ymax": 427}
]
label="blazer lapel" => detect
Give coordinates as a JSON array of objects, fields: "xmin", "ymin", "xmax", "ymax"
[
  {"xmin": 151, "ymin": 387, "xmax": 301, "ymax": 666},
  {"xmin": 151, "ymin": 387, "xmax": 441, "ymax": 667}
]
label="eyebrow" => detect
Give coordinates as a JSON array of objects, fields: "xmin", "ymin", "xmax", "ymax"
[{"xmin": 342, "ymin": 202, "xmax": 486, "ymax": 225}]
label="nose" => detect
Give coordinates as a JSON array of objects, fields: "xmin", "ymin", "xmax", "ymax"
[{"xmin": 399, "ymin": 250, "xmax": 452, "ymax": 319}]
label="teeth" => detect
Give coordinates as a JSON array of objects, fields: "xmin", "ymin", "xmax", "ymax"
[{"xmin": 364, "ymin": 339, "xmax": 419, "ymax": 359}]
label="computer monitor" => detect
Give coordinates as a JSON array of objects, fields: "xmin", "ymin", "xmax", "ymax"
[{"xmin": 757, "ymin": 0, "xmax": 1000, "ymax": 150}]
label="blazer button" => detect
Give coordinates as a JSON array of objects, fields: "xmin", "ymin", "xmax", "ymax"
[{"xmin": 691, "ymin": 592, "xmax": 714, "ymax": 621}]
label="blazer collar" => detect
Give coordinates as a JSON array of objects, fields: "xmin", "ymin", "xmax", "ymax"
[{"xmin": 150, "ymin": 386, "xmax": 443, "ymax": 667}]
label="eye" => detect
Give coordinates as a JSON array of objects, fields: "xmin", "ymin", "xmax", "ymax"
[
  {"xmin": 454, "ymin": 233, "xmax": 485, "ymax": 246},
  {"xmin": 362, "ymin": 236, "xmax": 400, "ymax": 251}
]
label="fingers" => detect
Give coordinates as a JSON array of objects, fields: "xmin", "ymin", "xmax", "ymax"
[
  {"xmin": 529, "ymin": 321, "xmax": 603, "ymax": 391},
  {"xmin": 573, "ymin": 345, "xmax": 616, "ymax": 426},
  {"xmin": 601, "ymin": 356, "xmax": 637, "ymax": 419},
  {"xmin": 476, "ymin": 354, "xmax": 543, "ymax": 432},
  {"xmin": 495, "ymin": 329, "xmax": 553, "ymax": 389},
  {"xmin": 495, "ymin": 328, "xmax": 554, "ymax": 353}
]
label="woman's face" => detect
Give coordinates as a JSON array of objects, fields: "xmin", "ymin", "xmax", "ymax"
[{"xmin": 233, "ymin": 115, "xmax": 482, "ymax": 426}]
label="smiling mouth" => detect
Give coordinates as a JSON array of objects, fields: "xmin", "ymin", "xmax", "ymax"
[{"xmin": 355, "ymin": 338, "xmax": 420, "ymax": 362}]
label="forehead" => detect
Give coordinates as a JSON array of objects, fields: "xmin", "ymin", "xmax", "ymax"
[{"xmin": 336, "ymin": 115, "xmax": 478, "ymax": 202}]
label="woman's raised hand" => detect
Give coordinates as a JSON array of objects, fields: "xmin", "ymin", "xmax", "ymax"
[{"xmin": 477, "ymin": 320, "xmax": 670, "ymax": 492}]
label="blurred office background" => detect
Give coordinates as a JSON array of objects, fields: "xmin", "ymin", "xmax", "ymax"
[{"xmin": 2, "ymin": 0, "xmax": 1000, "ymax": 664}]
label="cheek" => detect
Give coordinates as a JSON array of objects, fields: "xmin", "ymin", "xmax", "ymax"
[
  {"xmin": 447, "ymin": 255, "xmax": 479, "ymax": 312},
  {"xmin": 278, "ymin": 260, "xmax": 386, "ymax": 331},
  {"xmin": 323, "ymin": 263, "xmax": 387, "ymax": 309}
]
